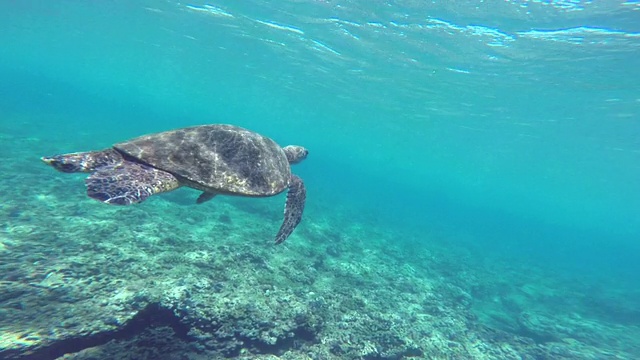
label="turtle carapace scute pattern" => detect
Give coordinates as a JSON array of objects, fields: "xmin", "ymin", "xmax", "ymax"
[{"xmin": 41, "ymin": 124, "xmax": 309, "ymax": 244}]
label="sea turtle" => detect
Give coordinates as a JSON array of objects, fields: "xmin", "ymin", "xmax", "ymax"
[{"xmin": 41, "ymin": 124, "xmax": 308, "ymax": 244}]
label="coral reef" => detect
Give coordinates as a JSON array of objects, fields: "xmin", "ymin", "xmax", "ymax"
[{"xmin": 1, "ymin": 125, "xmax": 639, "ymax": 359}]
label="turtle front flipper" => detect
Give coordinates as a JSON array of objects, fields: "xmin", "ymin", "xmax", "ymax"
[
  {"xmin": 85, "ymin": 161, "xmax": 180, "ymax": 205},
  {"xmin": 42, "ymin": 149, "xmax": 124, "ymax": 173},
  {"xmin": 275, "ymin": 174, "xmax": 306, "ymax": 244}
]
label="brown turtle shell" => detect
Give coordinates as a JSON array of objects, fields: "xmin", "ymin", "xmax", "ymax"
[{"xmin": 114, "ymin": 124, "xmax": 290, "ymax": 196}]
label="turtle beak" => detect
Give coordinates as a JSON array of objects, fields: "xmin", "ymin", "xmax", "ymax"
[
  {"xmin": 41, "ymin": 155, "xmax": 78, "ymax": 172},
  {"xmin": 41, "ymin": 156, "xmax": 54, "ymax": 165}
]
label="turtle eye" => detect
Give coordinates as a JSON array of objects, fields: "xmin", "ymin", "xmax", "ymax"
[{"xmin": 59, "ymin": 163, "xmax": 78, "ymax": 172}]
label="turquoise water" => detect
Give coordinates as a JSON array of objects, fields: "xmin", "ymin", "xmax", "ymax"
[{"xmin": 1, "ymin": 0, "xmax": 640, "ymax": 358}]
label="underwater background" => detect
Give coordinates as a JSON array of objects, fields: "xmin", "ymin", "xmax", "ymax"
[{"xmin": 1, "ymin": 1, "xmax": 639, "ymax": 359}]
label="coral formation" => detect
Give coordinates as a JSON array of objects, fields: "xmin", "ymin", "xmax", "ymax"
[{"xmin": 1, "ymin": 126, "xmax": 639, "ymax": 359}]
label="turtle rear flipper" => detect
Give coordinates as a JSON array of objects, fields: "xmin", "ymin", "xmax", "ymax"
[
  {"xmin": 275, "ymin": 174, "xmax": 306, "ymax": 244},
  {"xmin": 196, "ymin": 191, "xmax": 218, "ymax": 204},
  {"xmin": 86, "ymin": 161, "xmax": 179, "ymax": 205}
]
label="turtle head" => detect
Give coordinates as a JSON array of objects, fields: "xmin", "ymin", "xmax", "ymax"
[
  {"xmin": 283, "ymin": 145, "xmax": 308, "ymax": 165},
  {"xmin": 42, "ymin": 153, "xmax": 95, "ymax": 173},
  {"xmin": 42, "ymin": 149, "xmax": 123, "ymax": 173}
]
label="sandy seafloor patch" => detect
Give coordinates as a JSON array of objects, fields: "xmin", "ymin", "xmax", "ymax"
[{"xmin": 1, "ymin": 121, "xmax": 639, "ymax": 359}]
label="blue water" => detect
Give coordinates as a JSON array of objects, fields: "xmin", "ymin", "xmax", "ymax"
[{"xmin": 1, "ymin": 0, "xmax": 639, "ymax": 357}]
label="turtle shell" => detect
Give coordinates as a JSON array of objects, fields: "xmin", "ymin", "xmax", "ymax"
[{"xmin": 114, "ymin": 124, "xmax": 291, "ymax": 196}]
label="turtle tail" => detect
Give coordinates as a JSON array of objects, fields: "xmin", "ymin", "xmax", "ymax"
[{"xmin": 274, "ymin": 174, "xmax": 306, "ymax": 244}]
